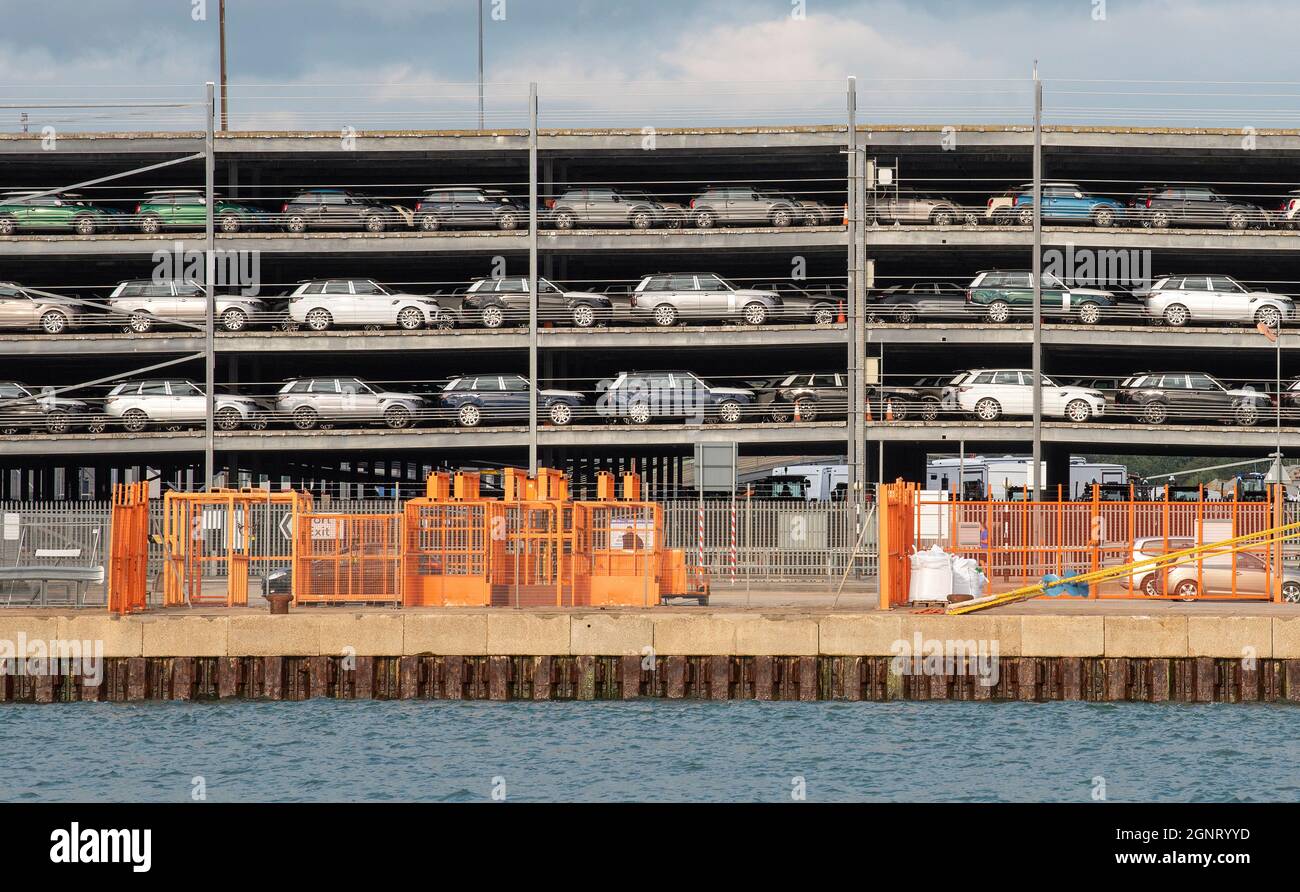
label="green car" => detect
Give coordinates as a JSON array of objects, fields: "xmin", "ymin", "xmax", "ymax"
[
  {"xmin": 965, "ymin": 269, "xmax": 1118, "ymax": 325},
  {"xmin": 0, "ymin": 191, "xmax": 126, "ymax": 236},
  {"xmin": 135, "ymin": 189, "xmax": 267, "ymax": 234}
]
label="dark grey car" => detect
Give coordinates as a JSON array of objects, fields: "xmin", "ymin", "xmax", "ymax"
[{"xmin": 689, "ymin": 186, "xmax": 814, "ymax": 229}]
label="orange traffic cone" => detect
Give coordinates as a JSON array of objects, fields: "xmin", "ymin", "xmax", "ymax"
[
  {"xmin": 836, "ymin": 301, "xmax": 846, "ymax": 324},
  {"xmin": 885, "ymin": 400, "xmax": 895, "ymax": 422},
  {"xmin": 794, "ymin": 401, "xmax": 802, "ymax": 423},
  {"xmin": 865, "ymin": 403, "xmax": 873, "ymax": 423},
  {"xmin": 842, "ymin": 204, "xmax": 849, "ymax": 225}
]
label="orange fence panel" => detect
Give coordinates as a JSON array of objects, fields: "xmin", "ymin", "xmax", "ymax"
[
  {"xmin": 107, "ymin": 482, "xmax": 150, "ymax": 616},
  {"xmin": 293, "ymin": 513, "xmax": 402, "ymax": 605}
]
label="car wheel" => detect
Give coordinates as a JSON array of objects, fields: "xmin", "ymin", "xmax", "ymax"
[
  {"xmin": 770, "ymin": 208, "xmax": 792, "ymax": 228},
  {"xmin": 921, "ymin": 398, "xmax": 941, "ymax": 421},
  {"xmin": 741, "ymin": 302, "xmax": 768, "ymax": 325},
  {"xmin": 220, "ymin": 308, "xmax": 248, "ymax": 332},
  {"xmin": 219, "ymin": 214, "xmax": 241, "ymax": 234},
  {"xmin": 630, "ymin": 211, "xmax": 652, "ymax": 230},
  {"xmin": 895, "ymin": 305, "xmax": 918, "ymax": 325},
  {"xmin": 986, "ymin": 300, "xmax": 1011, "ymax": 324},
  {"xmin": 456, "ymin": 404, "xmax": 482, "ymax": 427},
  {"xmin": 128, "ymin": 312, "xmax": 154, "ymax": 334},
  {"xmin": 963, "ymin": 212, "xmax": 980, "ymax": 226},
  {"xmin": 122, "ymin": 409, "xmax": 148, "ymax": 433},
  {"xmin": 717, "ymin": 400, "xmax": 743, "ymax": 424},
  {"xmin": 1150, "ymin": 210, "xmax": 1170, "ymax": 229},
  {"xmin": 628, "ymin": 402, "xmax": 652, "ymax": 425},
  {"xmin": 286, "ymin": 215, "xmax": 307, "ymax": 234},
  {"xmin": 85, "ymin": 415, "xmax": 108, "ymax": 434},
  {"xmin": 1163, "ymin": 303, "xmax": 1189, "ymax": 327},
  {"xmin": 419, "ymin": 214, "xmax": 441, "ymax": 232},
  {"xmin": 1256, "ymin": 305, "xmax": 1281, "ymax": 330},
  {"xmin": 571, "ymin": 304, "xmax": 596, "ymax": 328},
  {"xmin": 802, "ymin": 212, "xmax": 820, "ymax": 226},
  {"xmin": 769, "ymin": 406, "xmax": 792, "ymax": 424},
  {"xmin": 497, "ymin": 212, "xmax": 519, "ymax": 231},
  {"xmin": 1227, "ymin": 210, "xmax": 1248, "ymax": 231},
  {"xmin": 812, "ymin": 306, "xmax": 835, "ymax": 325},
  {"xmin": 1092, "ymin": 207, "xmax": 1116, "ymax": 228},
  {"xmin": 305, "ymin": 308, "xmax": 333, "ymax": 331},
  {"xmin": 397, "ymin": 306, "xmax": 424, "ymax": 330},
  {"xmin": 292, "ymin": 405, "xmax": 319, "ymax": 430},
  {"xmin": 694, "ymin": 209, "xmax": 716, "ymax": 229},
  {"xmin": 1235, "ymin": 402, "xmax": 1260, "ymax": 427},
  {"xmin": 1139, "ymin": 574, "xmax": 1160, "ymax": 597},
  {"xmin": 652, "ymin": 304, "xmax": 678, "ymax": 327},
  {"xmin": 140, "ymin": 214, "xmax": 163, "ymax": 234},
  {"xmin": 0, "ymin": 216, "xmax": 16, "ymax": 236},
  {"xmin": 974, "ymin": 398, "xmax": 1002, "ymax": 421},
  {"xmin": 882, "ymin": 397, "xmax": 908, "ymax": 421},
  {"xmin": 39, "ymin": 310, "xmax": 69, "ymax": 334},
  {"xmin": 1017, "ymin": 207, "xmax": 1034, "ymax": 226},
  {"xmin": 929, "ymin": 208, "xmax": 954, "ymax": 226},
  {"xmin": 481, "ymin": 305, "xmax": 506, "ymax": 329},
  {"xmin": 548, "ymin": 402, "xmax": 573, "ymax": 426},
  {"xmin": 215, "ymin": 406, "xmax": 242, "ymax": 431},
  {"xmin": 1065, "ymin": 399, "xmax": 1093, "ymax": 423},
  {"xmin": 74, "ymin": 215, "xmax": 97, "ymax": 236},
  {"xmin": 553, "ymin": 210, "xmax": 576, "ymax": 230},
  {"xmin": 44, "ymin": 410, "xmax": 71, "ymax": 435},
  {"xmin": 1078, "ymin": 301, "xmax": 1101, "ymax": 325},
  {"xmin": 364, "ymin": 215, "xmax": 385, "ymax": 233},
  {"xmin": 1142, "ymin": 401, "xmax": 1168, "ymax": 425},
  {"xmin": 794, "ymin": 398, "xmax": 817, "ymax": 422},
  {"xmin": 1174, "ymin": 580, "xmax": 1199, "ymax": 600},
  {"xmin": 384, "ymin": 404, "xmax": 413, "ymax": 429},
  {"xmin": 1283, "ymin": 582, "xmax": 1300, "ymax": 603}
]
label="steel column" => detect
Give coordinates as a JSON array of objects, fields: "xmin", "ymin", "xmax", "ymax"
[
  {"xmin": 528, "ymin": 82, "xmax": 539, "ymax": 475},
  {"xmin": 1031, "ymin": 66, "xmax": 1043, "ymax": 496},
  {"xmin": 204, "ymin": 81, "xmax": 216, "ymax": 490}
]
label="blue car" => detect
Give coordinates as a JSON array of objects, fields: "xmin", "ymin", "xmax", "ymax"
[
  {"xmin": 1012, "ymin": 182, "xmax": 1125, "ymax": 228},
  {"xmin": 600, "ymin": 370, "xmax": 755, "ymax": 425},
  {"xmin": 438, "ymin": 373, "xmax": 586, "ymax": 428}
]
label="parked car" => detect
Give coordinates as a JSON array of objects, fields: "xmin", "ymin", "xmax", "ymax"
[
  {"xmin": 104, "ymin": 378, "xmax": 268, "ymax": 432},
  {"xmin": 547, "ymin": 188, "xmax": 680, "ymax": 230},
  {"xmin": 1127, "ymin": 185, "xmax": 1269, "ymax": 230},
  {"xmin": 688, "ymin": 186, "xmax": 821, "ymax": 229},
  {"xmin": 1012, "ymin": 183, "xmax": 1125, "ymax": 227},
  {"xmin": 600, "ymin": 370, "xmax": 756, "ymax": 424},
  {"xmin": 135, "ymin": 189, "xmax": 268, "ymax": 234},
  {"xmin": 0, "ymin": 381, "xmax": 103, "ymax": 434},
  {"xmin": 622, "ymin": 191, "xmax": 689, "ymax": 228},
  {"xmin": 1114, "ymin": 371, "xmax": 1271, "ymax": 426},
  {"xmin": 965, "ymin": 270, "xmax": 1117, "ymax": 324},
  {"xmin": 866, "ymin": 383, "xmax": 928, "ymax": 420},
  {"xmin": 414, "ymin": 187, "xmax": 525, "ymax": 231},
  {"xmin": 106, "ymin": 279, "xmax": 266, "ymax": 333},
  {"xmin": 984, "ymin": 184, "xmax": 1033, "ymax": 224},
  {"xmin": 438, "ymin": 373, "xmax": 586, "ymax": 427},
  {"xmin": 279, "ymin": 189, "xmax": 409, "ymax": 233},
  {"xmin": 458, "ymin": 277, "xmax": 613, "ymax": 328},
  {"xmin": 275, "ymin": 377, "xmax": 426, "ymax": 430},
  {"xmin": 0, "ymin": 282, "xmax": 80, "ymax": 334},
  {"xmin": 952, "ymin": 369, "xmax": 1106, "ymax": 422},
  {"xmin": 629, "ymin": 273, "xmax": 783, "ymax": 326},
  {"xmin": 752, "ymin": 372, "xmax": 846, "ymax": 422},
  {"xmin": 285, "ymin": 279, "xmax": 451, "ymax": 331},
  {"xmin": 0, "ymin": 191, "xmax": 127, "ymax": 236},
  {"xmin": 1160, "ymin": 550, "xmax": 1300, "ymax": 601},
  {"xmin": 867, "ymin": 187, "xmax": 975, "ymax": 226},
  {"xmin": 1276, "ymin": 189, "xmax": 1300, "ymax": 228},
  {"xmin": 755, "ymin": 283, "xmax": 843, "ymax": 325},
  {"xmin": 866, "ymin": 282, "xmax": 969, "ymax": 324},
  {"xmin": 1141, "ymin": 275, "xmax": 1295, "ymax": 328},
  {"xmin": 909, "ymin": 374, "xmax": 967, "ymax": 420}
]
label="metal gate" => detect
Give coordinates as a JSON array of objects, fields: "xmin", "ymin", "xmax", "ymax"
[{"xmin": 293, "ymin": 513, "xmax": 402, "ymax": 604}]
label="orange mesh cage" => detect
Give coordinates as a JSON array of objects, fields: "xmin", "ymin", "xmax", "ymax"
[
  {"xmin": 107, "ymin": 482, "xmax": 150, "ymax": 616},
  {"xmin": 292, "ymin": 513, "xmax": 402, "ymax": 605}
]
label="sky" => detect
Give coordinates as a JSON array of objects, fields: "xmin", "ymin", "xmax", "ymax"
[{"xmin": 3, "ymin": 0, "xmax": 1299, "ymax": 130}]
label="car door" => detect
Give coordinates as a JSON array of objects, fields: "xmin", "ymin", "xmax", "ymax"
[
  {"xmin": 1039, "ymin": 374, "xmax": 1068, "ymax": 416},
  {"xmin": 175, "ymin": 193, "xmax": 205, "ymax": 227},
  {"xmin": 0, "ymin": 285, "xmax": 32, "ymax": 328},
  {"xmin": 1041, "ymin": 273, "xmax": 1071, "ymax": 316},
  {"xmin": 536, "ymin": 278, "xmax": 566, "ymax": 319},
  {"xmin": 667, "ymin": 274, "xmax": 702, "ymax": 319},
  {"xmin": 1207, "ymin": 276, "xmax": 1247, "ymax": 321},
  {"xmin": 171, "ymin": 282, "xmax": 207, "ymax": 322},
  {"xmin": 473, "ymin": 376, "xmax": 505, "ymax": 418},
  {"xmin": 308, "ymin": 378, "xmax": 344, "ymax": 420},
  {"xmin": 0, "ymin": 383, "xmax": 40, "ymax": 426},
  {"xmin": 322, "ymin": 280, "xmax": 356, "ymax": 323},
  {"xmin": 338, "ymin": 378, "xmax": 380, "ymax": 420},
  {"xmin": 349, "ymin": 279, "xmax": 389, "ymax": 324},
  {"xmin": 1000, "ymin": 371, "xmax": 1032, "ymax": 414},
  {"xmin": 317, "ymin": 192, "xmax": 351, "ymax": 227},
  {"xmin": 1177, "ymin": 276, "xmax": 1214, "ymax": 319},
  {"xmin": 169, "ymin": 380, "xmax": 206, "ymax": 421},
  {"xmin": 501, "ymin": 374, "xmax": 531, "ymax": 421},
  {"xmin": 694, "ymin": 274, "xmax": 732, "ymax": 316},
  {"xmin": 1187, "ymin": 373, "xmax": 1231, "ymax": 418},
  {"xmin": 1002, "ymin": 272, "xmax": 1034, "ymax": 311}
]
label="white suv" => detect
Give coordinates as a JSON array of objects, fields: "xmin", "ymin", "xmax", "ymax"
[
  {"xmin": 107, "ymin": 279, "xmax": 266, "ymax": 333},
  {"xmin": 1142, "ymin": 275, "xmax": 1295, "ymax": 328},
  {"xmin": 286, "ymin": 278, "xmax": 452, "ymax": 331},
  {"xmin": 953, "ymin": 369, "xmax": 1106, "ymax": 422},
  {"xmin": 104, "ymin": 378, "xmax": 268, "ymax": 432}
]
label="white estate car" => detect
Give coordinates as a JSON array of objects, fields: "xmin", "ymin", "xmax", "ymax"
[
  {"xmin": 107, "ymin": 279, "xmax": 266, "ymax": 333},
  {"xmin": 286, "ymin": 278, "xmax": 452, "ymax": 331},
  {"xmin": 953, "ymin": 369, "xmax": 1106, "ymax": 422},
  {"xmin": 104, "ymin": 378, "xmax": 268, "ymax": 432},
  {"xmin": 1141, "ymin": 275, "xmax": 1296, "ymax": 328}
]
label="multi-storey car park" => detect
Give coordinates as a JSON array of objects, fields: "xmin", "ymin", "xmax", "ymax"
[{"xmin": 5, "ymin": 84, "xmax": 1300, "ymax": 503}]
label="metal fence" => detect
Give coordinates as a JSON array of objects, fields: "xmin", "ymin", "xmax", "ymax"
[{"xmin": 0, "ymin": 501, "xmax": 109, "ymax": 606}]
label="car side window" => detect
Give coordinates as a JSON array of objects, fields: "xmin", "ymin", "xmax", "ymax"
[
  {"xmin": 1004, "ymin": 273, "xmax": 1032, "ymax": 288},
  {"xmin": 1182, "ymin": 277, "xmax": 1210, "ymax": 291},
  {"xmin": 140, "ymin": 382, "xmax": 170, "ymax": 396},
  {"xmin": 309, "ymin": 379, "xmax": 338, "ymax": 394},
  {"xmin": 503, "ymin": 376, "xmax": 528, "ymax": 392},
  {"xmin": 669, "ymin": 275, "xmax": 697, "ymax": 291},
  {"xmin": 992, "ymin": 371, "xmax": 1021, "ymax": 385},
  {"xmin": 971, "ymin": 372, "xmax": 995, "ymax": 385},
  {"xmin": 301, "ymin": 282, "xmax": 324, "ymax": 295},
  {"xmin": 323, "ymin": 281, "xmax": 350, "ymax": 295},
  {"xmin": 352, "ymin": 280, "xmax": 382, "ymax": 295},
  {"xmin": 1188, "ymin": 374, "xmax": 1218, "ymax": 390},
  {"xmin": 1209, "ymin": 276, "xmax": 1240, "ymax": 293}
]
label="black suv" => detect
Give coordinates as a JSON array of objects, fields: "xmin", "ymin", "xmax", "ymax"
[
  {"xmin": 0, "ymin": 381, "xmax": 103, "ymax": 434},
  {"xmin": 414, "ymin": 187, "xmax": 524, "ymax": 231},
  {"xmin": 752, "ymin": 372, "xmax": 846, "ymax": 423},
  {"xmin": 1127, "ymin": 186, "xmax": 1270, "ymax": 231},
  {"xmin": 458, "ymin": 277, "xmax": 613, "ymax": 328},
  {"xmin": 280, "ymin": 189, "xmax": 408, "ymax": 233},
  {"xmin": 1114, "ymin": 371, "xmax": 1272, "ymax": 426},
  {"xmin": 866, "ymin": 282, "xmax": 969, "ymax": 324}
]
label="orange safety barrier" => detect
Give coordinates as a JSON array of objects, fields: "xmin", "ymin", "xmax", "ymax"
[
  {"xmin": 163, "ymin": 489, "xmax": 311, "ymax": 608},
  {"xmin": 880, "ymin": 480, "xmax": 1287, "ymax": 606},
  {"xmin": 107, "ymin": 482, "xmax": 150, "ymax": 616},
  {"xmin": 292, "ymin": 512, "xmax": 402, "ymax": 605}
]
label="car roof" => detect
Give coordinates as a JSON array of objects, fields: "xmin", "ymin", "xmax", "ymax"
[{"xmin": 143, "ymin": 189, "xmax": 204, "ymax": 195}]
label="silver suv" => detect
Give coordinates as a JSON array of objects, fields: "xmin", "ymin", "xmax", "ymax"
[
  {"xmin": 868, "ymin": 187, "xmax": 974, "ymax": 226},
  {"xmin": 285, "ymin": 279, "xmax": 452, "ymax": 331},
  {"xmin": 630, "ymin": 273, "xmax": 783, "ymax": 326},
  {"xmin": 548, "ymin": 188, "xmax": 677, "ymax": 230},
  {"xmin": 0, "ymin": 282, "xmax": 80, "ymax": 334},
  {"xmin": 458, "ymin": 277, "xmax": 613, "ymax": 328},
  {"xmin": 104, "ymin": 378, "xmax": 268, "ymax": 432},
  {"xmin": 275, "ymin": 376, "xmax": 427, "ymax": 430},
  {"xmin": 1141, "ymin": 275, "xmax": 1296, "ymax": 328},
  {"xmin": 688, "ymin": 186, "xmax": 824, "ymax": 229},
  {"xmin": 107, "ymin": 279, "xmax": 265, "ymax": 333}
]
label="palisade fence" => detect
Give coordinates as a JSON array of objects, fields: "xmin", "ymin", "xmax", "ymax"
[{"xmin": 0, "ymin": 495, "xmax": 877, "ymax": 607}]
